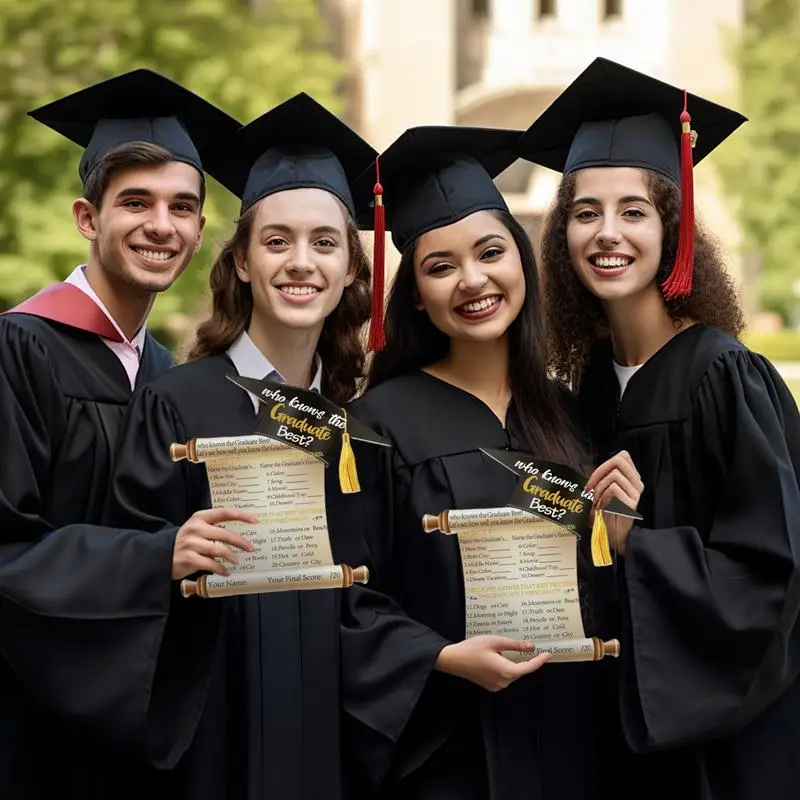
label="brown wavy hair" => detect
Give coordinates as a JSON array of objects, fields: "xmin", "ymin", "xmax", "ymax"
[
  {"xmin": 368, "ymin": 209, "xmax": 589, "ymax": 472},
  {"xmin": 188, "ymin": 200, "xmax": 371, "ymax": 404},
  {"xmin": 541, "ymin": 169, "xmax": 744, "ymax": 387}
]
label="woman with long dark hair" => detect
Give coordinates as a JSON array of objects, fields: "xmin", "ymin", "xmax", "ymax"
[
  {"xmin": 521, "ymin": 58, "xmax": 800, "ymax": 799},
  {"xmin": 340, "ymin": 126, "xmax": 641, "ymax": 800},
  {"xmin": 104, "ymin": 94, "xmax": 375, "ymax": 799}
]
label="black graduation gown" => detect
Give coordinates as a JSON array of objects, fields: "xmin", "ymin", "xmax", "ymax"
[
  {"xmin": 579, "ymin": 323, "xmax": 800, "ymax": 800},
  {"xmin": 105, "ymin": 353, "xmax": 345, "ymax": 800},
  {"xmin": 0, "ymin": 312, "xmax": 177, "ymax": 800},
  {"xmin": 339, "ymin": 371, "xmax": 611, "ymax": 800}
]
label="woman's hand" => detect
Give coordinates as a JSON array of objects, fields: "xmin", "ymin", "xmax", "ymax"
[
  {"xmin": 435, "ymin": 635, "xmax": 551, "ymax": 692},
  {"xmin": 585, "ymin": 450, "xmax": 644, "ymax": 555},
  {"xmin": 172, "ymin": 507, "xmax": 258, "ymax": 580}
]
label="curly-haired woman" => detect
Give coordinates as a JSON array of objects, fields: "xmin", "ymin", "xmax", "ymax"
[{"xmin": 519, "ymin": 58, "xmax": 800, "ymax": 800}]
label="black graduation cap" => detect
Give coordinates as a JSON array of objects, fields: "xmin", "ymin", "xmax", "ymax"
[
  {"xmin": 356, "ymin": 125, "xmax": 521, "ymax": 255},
  {"xmin": 202, "ymin": 93, "xmax": 378, "ymax": 216},
  {"xmin": 515, "ymin": 57, "xmax": 747, "ymax": 300},
  {"xmin": 515, "ymin": 57, "xmax": 747, "ymax": 184},
  {"xmin": 28, "ymin": 68, "xmax": 241, "ymax": 184}
]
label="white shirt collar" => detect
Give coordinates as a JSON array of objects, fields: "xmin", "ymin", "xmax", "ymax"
[
  {"xmin": 65, "ymin": 265, "xmax": 148, "ymax": 351},
  {"xmin": 227, "ymin": 331, "xmax": 323, "ymax": 390}
]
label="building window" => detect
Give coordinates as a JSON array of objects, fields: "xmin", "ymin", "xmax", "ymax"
[
  {"xmin": 603, "ymin": 0, "xmax": 622, "ymax": 19},
  {"xmin": 538, "ymin": 0, "xmax": 557, "ymax": 18},
  {"xmin": 472, "ymin": 0, "xmax": 489, "ymax": 18}
]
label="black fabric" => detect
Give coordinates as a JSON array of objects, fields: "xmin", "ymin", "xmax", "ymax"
[
  {"xmin": 515, "ymin": 57, "xmax": 747, "ymax": 183},
  {"xmin": 579, "ymin": 323, "xmax": 800, "ymax": 799},
  {"xmin": 28, "ymin": 68, "xmax": 239, "ymax": 181},
  {"xmin": 353, "ymin": 126, "xmax": 520, "ymax": 252},
  {"xmin": 203, "ymin": 92, "xmax": 378, "ymax": 214},
  {"xmin": 338, "ymin": 371, "xmax": 611, "ymax": 800},
  {"xmin": 106, "ymin": 353, "xmax": 347, "ymax": 800},
  {"xmin": 0, "ymin": 313, "xmax": 184, "ymax": 800}
]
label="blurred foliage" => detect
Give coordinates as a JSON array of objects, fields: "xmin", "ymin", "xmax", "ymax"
[
  {"xmin": 0, "ymin": 0, "xmax": 343, "ymax": 347},
  {"xmin": 717, "ymin": 0, "xmax": 800, "ymax": 324},
  {"xmin": 744, "ymin": 330, "xmax": 800, "ymax": 362}
]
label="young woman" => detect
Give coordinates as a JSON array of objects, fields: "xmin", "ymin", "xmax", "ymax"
[
  {"xmin": 520, "ymin": 58, "xmax": 800, "ymax": 799},
  {"xmin": 340, "ymin": 126, "xmax": 642, "ymax": 800},
  {"xmin": 104, "ymin": 94, "xmax": 376, "ymax": 800}
]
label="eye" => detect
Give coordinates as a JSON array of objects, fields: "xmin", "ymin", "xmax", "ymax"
[
  {"xmin": 123, "ymin": 199, "xmax": 146, "ymax": 209},
  {"xmin": 265, "ymin": 237, "xmax": 289, "ymax": 248},
  {"xmin": 479, "ymin": 246, "xmax": 504, "ymax": 261},
  {"xmin": 172, "ymin": 203, "xmax": 195, "ymax": 213},
  {"xmin": 573, "ymin": 208, "xmax": 598, "ymax": 221},
  {"xmin": 427, "ymin": 262, "xmax": 454, "ymax": 276},
  {"xmin": 314, "ymin": 237, "xmax": 337, "ymax": 249},
  {"xmin": 622, "ymin": 207, "xmax": 646, "ymax": 218}
]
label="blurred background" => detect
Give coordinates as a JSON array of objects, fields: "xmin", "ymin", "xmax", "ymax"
[{"xmin": 0, "ymin": 0, "xmax": 797, "ymax": 395}]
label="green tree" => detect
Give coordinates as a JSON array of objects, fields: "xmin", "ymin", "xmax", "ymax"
[
  {"xmin": 0, "ymin": 0, "xmax": 343, "ymax": 345},
  {"xmin": 717, "ymin": 0, "xmax": 800, "ymax": 323}
]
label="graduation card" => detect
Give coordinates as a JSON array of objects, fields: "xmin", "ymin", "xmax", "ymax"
[
  {"xmin": 169, "ymin": 378, "xmax": 386, "ymax": 600},
  {"xmin": 420, "ymin": 450, "xmax": 640, "ymax": 663}
]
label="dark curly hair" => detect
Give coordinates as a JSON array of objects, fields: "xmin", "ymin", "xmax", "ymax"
[
  {"xmin": 368, "ymin": 209, "xmax": 589, "ymax": 472},
  {"xmin": 189, "ymin": 199, "xmax": 371, "ymax": 405},
  {"xmin": 541, "ymin": 169, "xmax": 744, "ymax": 387}
]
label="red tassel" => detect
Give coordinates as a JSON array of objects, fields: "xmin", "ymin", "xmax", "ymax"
[
  {"xmin": 368, "ymin": 156, "xmax": 386, "ymax": 352},
  {"xmin": 662, "ymin": 89, "xmax": 695, "ymax": 300}
]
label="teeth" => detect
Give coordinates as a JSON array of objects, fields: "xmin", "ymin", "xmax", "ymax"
[
  {"xmin": 133, "ymin": 248, "xmax": 174, "ymax": 261},
  {"xmin": 460, "ymin": 296, "xmax": 500, "ymax": 313},
  {"xmin": 594, "ymin": 257, "xmax": 631, "ymax": 268},
  {"xmin": 279, "ymin": 285, "xmax": 319, "ymax": 296}
]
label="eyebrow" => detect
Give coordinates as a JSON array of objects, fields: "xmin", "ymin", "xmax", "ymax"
[
  {"xmin": 572, "ymin": 195, "xmax": 653, "ymax": 206},
  {"xmin": 419, "ymin": 232, "xmax": 507, "ymax": 267},
  {"xmin": 259, "ymin": 223, "xmax": 344, "ymax": 237},
  {"xmin": 116, "ymin": 188, "xmax": 201, "ymax": 205}
]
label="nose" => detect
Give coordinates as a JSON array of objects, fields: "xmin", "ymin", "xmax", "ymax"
[
  {"xmin": 286, "ymin": 240, "xmax": 315, "ymax": 275},
  {"xmin": 595, "ymin": 214, "xmax": 621, "ymax": 247},
  {"xmin": 144, "ymin": 204, "xmax": 176, "ymax": 240},
  {"xmin": 458, "ymin": 261, "xmax": 489, "ymax": 292}
]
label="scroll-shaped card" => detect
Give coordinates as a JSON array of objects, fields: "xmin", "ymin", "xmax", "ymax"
[
  {"xmin": 420, "ymin": 452, "xmax": 643, "ymax": 663},
  {"xmin": 481, "ymin": 449, "xmax": 642, "ymax": 567},
  {"xmin": 169, "ymin": 379, "xmax": 388, "ymax": 600},
  {"xmin": 422, "ymin": 506, "xmax": 619, "ymax": 663}
]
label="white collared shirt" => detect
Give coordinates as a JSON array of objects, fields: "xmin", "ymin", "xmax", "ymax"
[
  {"xmin": 65, "ymin": 265, "xmax": 148, "ymax": 390},
  {"xmin": 227, "ymin": 331, "xmax": 323, "ymax": 413}
]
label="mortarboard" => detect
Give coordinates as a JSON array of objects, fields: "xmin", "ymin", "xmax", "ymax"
[
  {"xmin": 353, "ymin": 125, "xmax": 521, "ymax": 350},
  {"xmin": 202, "ymin": 92, "xmax": 378, "ymax": 217},
  {"xmin": 515, "ymin": 57, "xmax": 747, "ymax": 299},
  {"xmin": 28, "ymin": 68, "xmax": 241, "ymax": 184}
]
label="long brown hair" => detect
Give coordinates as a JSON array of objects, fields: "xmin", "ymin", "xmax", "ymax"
[
  {"xmin": 368, "ymin": 209, "xmax": 589, "ymax": 471},
  {"xmin": 189, "ymin": 199, "xmax": 371, "ymax": 404},
  {"xmin": 541, "ymin": 169, "xmax": 744, "ymax": 387}
]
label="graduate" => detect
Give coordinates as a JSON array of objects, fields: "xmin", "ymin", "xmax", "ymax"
[
  {"xmin": 339, "ymin": 126, "xmax": 642, "ymax": 799},
  {"xmin": 105, "ymin": 93, "xmax": 377, "ymax": 799},
  {"xmin": 0, "ymin": 71, "xmax": 239, "ymax": 800},
  {"xmin": 518, "ymin": 58, "xmax": 800, "ymax": 799}
]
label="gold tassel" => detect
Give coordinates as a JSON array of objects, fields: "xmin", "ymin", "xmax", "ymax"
[
  {"xmin": 338, "ymin": 420, "xmax": 361, "ymax": 494},
  {"xmin": 591, "ymin": 510, "xmax": 613, "ymax": 567}
]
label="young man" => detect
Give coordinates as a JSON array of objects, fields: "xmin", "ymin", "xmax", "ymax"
[{"xmin": 0, "ymin": 70, "xmax": 240, "ymax": 799}]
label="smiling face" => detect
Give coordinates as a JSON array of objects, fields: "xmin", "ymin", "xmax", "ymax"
[
  {"xmin": 76, "ymin": 160, "xmax": 205, "ymax": 294},
  {"xmin": 412, "ymin": 210, "xmax": 525, "ymax": 344},
  {"xmin": 235, "ymin": 187, "xmax": 354, "ymax": 338},
  {"xmin": 566, "ymin": 166, "xmax": 665, "ymax": 303}
]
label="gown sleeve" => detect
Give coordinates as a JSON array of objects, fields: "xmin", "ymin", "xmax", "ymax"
[
  {"xmin": 620, "ymin": 349, "xmax": 800, "ymax": 751},
  {"xmin": 0, "ymin": 320, "xmax": 178, "ymax": 762},
  {"xmin": 104, "ymin": 384, "xmax": 224, "ymax": 768},
  {"xmin": 337, "ymin": 415, "xmax": 451, "ymax": 788}
]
